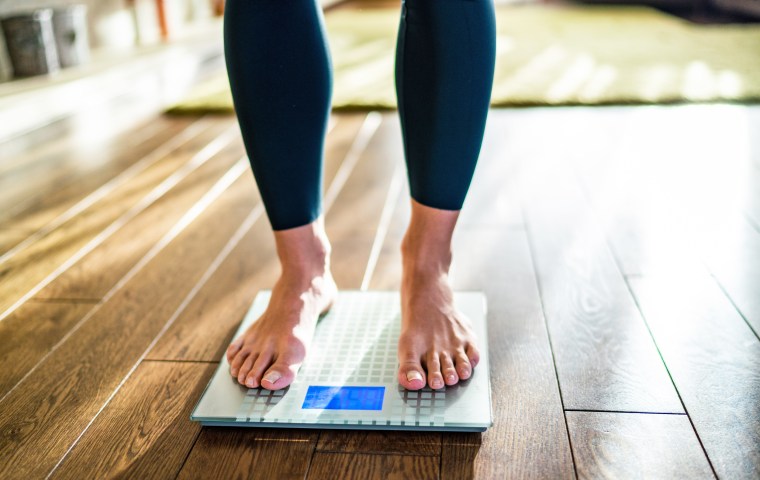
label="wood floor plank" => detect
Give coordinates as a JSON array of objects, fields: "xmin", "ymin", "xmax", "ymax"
[
  {"xmin": 700, "ymin": 221, "xmax": 760, "ymax": 338},
  {"xmin": 0, "ymin": 120, "xmax": 236, "ymax": 320},
  {"xmin": 440, "ymin": 442, "xmax": 484, "ymax": 480},
  {"xmin": 0, "ymin": 111, "xmax": 186, "ymax": 176},
  {"xmin": 49, "ymin": 360, "xmax": 217, "ymax": 479},
  {"xmin": 520, "ymin": 155, "xmax": 682, "ymax": 413},
  {"xmin": 0, "ymin": 230, "xmax": 29, "ymax": 256},
  {"xmin": 628, "ymin": 271, "xmax": 760, "ymax": 479},
  {"xmin": 568, "ymin": 105, "xmax": 760, "ymax": 339},
  {"xmin": 457, "ymin": 114, "xmax": 523, "ymax": 228},
  {"xmin": 0, "ymin": 153, "xmax": 259, "ymax": 479},
  {"xmin": 566, "ymin": 411, "xmax": 714, "ymax": 479},
  {"xmin": 440, "ymin": 227, "xmax": 575, "ymax": 479},
  {"xmin": 145, "ymin": 113, "xmax": 369, "ymax": 362},
  {"xmin": 36, "ymin": 137, "xmax": 247, "ymax": 299},
  {"xmin": 0, "ymin": 142, "xmax": 246, "ymax": 398},
  {"xmin": 177, "ymin": 428, "xmax": 319, "ymax": 480},
  {"xmin": 307, "ymin": 452, "xmax": 439, "ymax": 480},
  {"xmin": 0, "ymin": 301, "xmax": 93, "ymax": 395},
  {"xmin": 316, "ymin": 431, "xmax": 440, "ymax": 456},
  {"xmin": 0, "ymin": 116, "xmax": 202, "ymax": 232},
  {"xmin": 365, "ymin": 180, "xmax": 409, "ymax": 290},
  {"xmin": 325, "ymin": 113, "xmax": 401, "ymax": 288}
]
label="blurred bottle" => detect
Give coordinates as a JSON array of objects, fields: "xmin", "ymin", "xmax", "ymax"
[
  {"xmin": 52, "ymin": 4, "xmax": 90, "ymax": 68},
  {"xmin": 1, "ymin": 9, "xmax": 60, "ymax": 78}
]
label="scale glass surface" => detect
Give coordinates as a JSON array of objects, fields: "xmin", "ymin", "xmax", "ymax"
[{"xmin": 191, "ymin": 290, "xmax": 492, "ymax": 432}]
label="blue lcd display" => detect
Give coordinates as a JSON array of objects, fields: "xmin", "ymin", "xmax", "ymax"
[{"xmin": 302, "ymin": 386, "xmax": 385, "ymax": 410}]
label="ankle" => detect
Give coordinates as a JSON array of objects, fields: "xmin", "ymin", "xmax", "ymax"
[
  {"xmin": 400, "ymin": 198, "xmax": 458, "ymax": 275},
  {"xmin": 401, "ymin": 233, "xmax": 452, "ymax": 277},
  {"xmin": 274, "ymin": 219, "xmax": 332, "ymax": 277}
]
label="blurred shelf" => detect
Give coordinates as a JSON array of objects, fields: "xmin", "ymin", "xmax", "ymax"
[{"xmin": 0, "ymin": 17, "xmax": 224, "ymax": 143}]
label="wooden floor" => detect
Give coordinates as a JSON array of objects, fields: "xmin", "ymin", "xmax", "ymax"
[{"xmin": 1, "ymin": 78, "xmax": 760, "ymax": 480}]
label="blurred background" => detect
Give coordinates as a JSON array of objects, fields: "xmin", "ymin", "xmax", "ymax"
[{"xmin": 0, "ymin": 1, "xmax": 758, "ymax": 479}]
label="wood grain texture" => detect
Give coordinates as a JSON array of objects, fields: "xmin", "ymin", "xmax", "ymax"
[
  {"xmin": 0, "ymin": 143, "xmax": 248, "ymax": 411},
  {"xmin": 0, "ymin": 301, "xmax": 92, "ymax": 395},
  {"xmin": 628, "ymin": 272, "xmax": 760, "ymax": 479},
  {"xmin": 316, "ymin": 430, "xmax": 440, "ymax": 456},
  {"xmin": 520, "ymin": 154, "xmax": 682, "ymax": 413},
  {"xmin": 36, "ymin": 138, "xmax": 248, "ymax": 299},
  {"xmin": 145, "ymin": 113, "xmax": 368, "ymax": 362},
  {"xmin": 440, "ymin": 443, "xmax": 483, "ymax": 480},
  {"xmin": 50, "ymin": 361, "xmax": 217, "ymax": 479},
  {"xmin": 0, "ymin": 120, "xmax": 236, "ymax": 318},
  {"xmin": 569, "ymin": 106, "xmax": 760, "ymax": 339},
  {"xmin": 0, "ymin": 167, "xmax": 257, "ymax": 479},
  {"xmin": 325, "ymin": 113, "xmax": 402, "ymax": 288},
  {"xmin": 456, "ymin": 113, "xmax": 523, "ymax": 228},
  {"xmin": 0, "ymin": 116, "xmax": 199, "ymax": 232},
  {"xmin": 567, "ymin": 411, "xmax": 714, "ymax": 479},
  {"xmin": 307, "ymin": 452, "xmax": 439, "ymax": 480},
  {"xmin": 178, "ymin": 428, "xmax": 319, "ymax": 480},
  {"xmin": 443, "ymin": 227, "xmax": 575, "ymax": 479}
]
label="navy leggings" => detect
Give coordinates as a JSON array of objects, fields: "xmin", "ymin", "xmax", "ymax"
[{"xmin": 224, "ymin": 0, "xmax": 496, "ymax": 230}]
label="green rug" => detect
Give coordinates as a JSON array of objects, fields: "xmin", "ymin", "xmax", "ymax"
[{"xmin": 167, "ymin": 4, "xmax": 760, "ymax": 113}]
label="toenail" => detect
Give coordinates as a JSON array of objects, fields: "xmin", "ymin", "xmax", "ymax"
[
  {"xmin": 432, "ymin": 379, "xmax": 443, "ymax": 388},
  {"xmin": 407, "ymin": 371, "xmax": 423, "ymax": 383},
  {"xmin": 230, "ymin": 369, "xmax": 238, "ymax": 376},
  {"xmin": 447, "ymin": 374, "xmax": 456, "ymax": 383},
  {"xmin": 263, "ymin": 371, "xmax": 281, "ymax": 384},
  {"xmin": 246, "ymin": 378, "xmax": 255, "ymax": 388}
]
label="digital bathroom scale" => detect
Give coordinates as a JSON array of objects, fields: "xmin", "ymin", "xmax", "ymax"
[{"xmin": 191, "ymin": 290, "xmax": 492, "ymax": 432}]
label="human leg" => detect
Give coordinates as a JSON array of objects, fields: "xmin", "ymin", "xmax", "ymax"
[
  {"xmin": 223, "ymin": 0, "xmax": 337, "ymax": 390},
  {"xmin": 394, "ymin": 0, "xmax": 496, "ymax": 390}
]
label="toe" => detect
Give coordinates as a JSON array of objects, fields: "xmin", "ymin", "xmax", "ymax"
[
  {"xmin": 425, "ymin": 352, "xmax": 445, "ymax": 390},
  {"xmin": 229, "ymin": 350, "xmax": 249, "ymax": 377},
  {"xmin": 398, "ymin": 357, "xmax": 426, "ymax": 391},
  {"xmin": 261, "ymin": 363, "xmax": 295, "ymax": 390},
  {"xmin": 455, "ymin": 350, "xmax": 473, "ymax": 380},
  {"xmin": 237, "ymin": 353, "xmax": 257, "ymax": 385},
  {"xmin": 245, "ymin": 352, "xmax": 273, "ymax": 388},
  {"xmin": 226, "ymin": 337, "xmax": 243, "ymax": 363},
  {"xmin": 440, "ymin": 353, "xmax": 458, "ymax": 386},
  {"xmin": 466, "ymin": 343, "xmax": 480, "ymax": 368}
]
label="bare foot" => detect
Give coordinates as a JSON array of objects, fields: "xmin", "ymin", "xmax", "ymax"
[
  {"xmin": 226, "ymin": 218, "xmax": 337, "ymax": 390},
  {"xmin": 397, "ymin": 200, "xmax": 481, "ymax": 391}
]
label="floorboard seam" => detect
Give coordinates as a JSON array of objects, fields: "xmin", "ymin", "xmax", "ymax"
[
  {"xmin": 0, "ymin": 125, "xmax": 238, "ymax": 324},
  {"xmin": 522, "ymin": 216, "xmax": 579, "ymax": 480},
  {"xmin": 438, "ymin": 431, "xmax": 444, "ymax": 479},
  {"xmin": 313, "ymin": 450, "xmax": 441, "ymax": 458},
  {"xmin": 621, "ymin": 276, "xmax": 720, "ymax": 479},
  {"xmin": 575, "ymin": 168, "xmax": 720, "ymax": 479},
  {"xmin": 0, "ymin": 156, "xmax": 246, "ymax": 408},
  {"xmin": 29, "ymin": 297, "xmax": 102, "ymax": 304},
  {"xmin": 40, "ymin": 163, "xmax": 254, "ymax": 480},
  {"xmin": 705, "ymin": 269, "xmax": 760, "ymax": 343},
  {"xmin": 174, "ymin": 428, "xmax": 204, "ymax": 480},
  {"xmin": 564, "ymin": 409, "xmax": 687, "ymax": 415},
  {"xmin": 0, "ymin": 117, "xmax": 212, "ymax": 267},
  {"xmin": 142, "ymin": 359, "xmax": 220, "ymax": 364}
]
